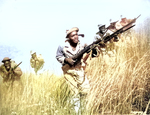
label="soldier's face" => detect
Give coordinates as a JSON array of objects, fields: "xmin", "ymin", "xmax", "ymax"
[
  {"xmin": 69, "ymin": 31, "xmax": 79, "ymax": 44},
  {"xmin": 32, "ymin": 53, "xmax": 36, "ymax": 58},
  {"xmin": 4, "ymin": 61, "xmax": 11, "ymax": 70},
  {"xmin": 99, "ymin": 26, "xmax": 106, "ymax": 33}
]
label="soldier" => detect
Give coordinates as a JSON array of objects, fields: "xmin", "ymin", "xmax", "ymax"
[
  {"xmin": 30, "ymin": 51, "xmax": 44, "ymax": 74},
  {"xmin": 92, "ymin": 24, "xmax": 119, "ymax": 64},
  {"xmin": 0, "ymin": 57, "xmax": 22, "ymax": 84},
  {"xmin": 56, "ymin": 27, "xmax": 90, "ymax": 114}
]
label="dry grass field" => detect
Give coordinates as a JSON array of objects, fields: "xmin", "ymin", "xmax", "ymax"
[
  {"xmin": 86, "ymin": 33, "xmax": 150, "ymax": 114},
  {"xmin": 85, "ymin": 19, "xmax": 150, "ymax": 114},
  {"xmin": 0, "ymin": 72, "xmax": 76, "ymax": 115},
  {"xmin": 0, "ymin": 19, "xmax": 150, "ymax": 115}
]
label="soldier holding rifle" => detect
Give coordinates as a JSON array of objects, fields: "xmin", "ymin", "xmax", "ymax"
[
  {"xmin": 0, "ymin": 57, "xmax": 22, "ymax": 84},
  {"xmin": 56, "ymin": 27, "xmax": 90, "ymax": 114},
  {"xmin": 93, "ymin": 24, "xmax": 119, "ymax": 58}
]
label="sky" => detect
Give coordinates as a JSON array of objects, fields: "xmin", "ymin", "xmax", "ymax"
[{"xmin": 0, "ymin": 0, "xmax": 150, "ymax": 75}]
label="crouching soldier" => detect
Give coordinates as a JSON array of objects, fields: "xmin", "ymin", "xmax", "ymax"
[
  {"xmin": 0, "ymin": 57, "xmax": 22, "ymax": 85},
  {"xmin": 92, "ymin": 24, "xmax": 119, "ymax": 65},
  {"xmin": 56, "ymin": 27, "xmax": 90, "ymax": 114}
]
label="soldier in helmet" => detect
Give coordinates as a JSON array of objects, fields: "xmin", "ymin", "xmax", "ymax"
[
  {"xmin": 95, "ymin": 24, "xmax": 108, "ymax": 39},
  {"xmin": 0, "ymin": 57, "xmax": 22, "ymax": 83},
  {"xmin": 92, "ymin": 24, "xmax": 119, "ymax": 62},
  {"xmin": 94, "ymin": 24, "xmax": 119, "ymax": 43}
]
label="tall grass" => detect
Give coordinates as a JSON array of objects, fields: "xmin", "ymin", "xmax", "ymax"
[
  {"xmin": 0, "ymin": 72, "xmax": 76, "ymax": 115},
  {"xmin": 86, "ymin": 19, "xmax": 150, "ymax": 114},
  {"xmin": 0, "ymin": 19, "xmax": 150, "ymax": 115}
]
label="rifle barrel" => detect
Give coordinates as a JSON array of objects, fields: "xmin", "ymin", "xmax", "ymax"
[{"xmin": 14, "ymin": 62, "xmax": 22, "ymax": 70}]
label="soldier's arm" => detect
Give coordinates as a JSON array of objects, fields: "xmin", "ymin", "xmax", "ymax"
[
  {"xmin": 94, "ymin": 34, "xmax": 101, "ymax": 42},
  {"xmin": 0, "ymin": 65, "xmax": 9, "ymax": 78},
  {"xmin": 13, "ymin": 67, "xmax": 22, "ymax": 77},
  {"xmin": 30, "ymin": 58, "xmax": 35, "ymax": 68},
  {"xmin": 107, "ymin": 29, "xmax": 120, "ymax": 42},
  {"xmin": 56, "ymin": 45, "xmax": 66, "ymax": 65}
]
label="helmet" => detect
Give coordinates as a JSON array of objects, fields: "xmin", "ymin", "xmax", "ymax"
[
  {"xmin": 98, "ymin": 24, "xmax": 105, "ymax": 28},
  {"xmin": 30, "ymin": 50, "xmax": 36, "ymax": 55},
  {"xmin": 2, "ymin": 57, "xmax": 11, "ymax": 63}
]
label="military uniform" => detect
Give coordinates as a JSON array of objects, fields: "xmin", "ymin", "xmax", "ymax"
[
  {"xmin": 56, "ymin": 41, "xmax": 90, "ymax": 95},
  {"xmin": 56, "ymin": 27, "xmax": 90, "ymax": 114},
  {"xmin": 93, "ymin": 29, "xmax": 118, "ymax": 64},
  {"xmin": 0, "ymin": 58, "xmax": 22, "ymax": 83},
  {"xmin": 56, "ymin": 28, "xmax": 90, "ymax": 114},
  {"xmin": 30, "ymin": 52, "xmax": 44, "ymax": 74}
]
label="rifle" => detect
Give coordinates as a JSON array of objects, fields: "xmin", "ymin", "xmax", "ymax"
[
  {"xmin": 62, "ymin": 15, "xmax": 140, "ymax": 72},
  {"xmin": 4, "ymin": 61, "xmax": 22, "ymax": 81},
  {"xmin": 8, "ymin": 61, "xmax": 22, "ymax": 74}
]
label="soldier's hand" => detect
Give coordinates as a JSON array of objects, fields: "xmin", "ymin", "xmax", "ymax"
[
  {"xmin": 99, "ymin": 42, "xmax": 106, "ymax": 48},
  {"xmin": 64, "ymin": 57, "xmax": 75, "ymax": 66},
  {"xmin": 6, "ymin": 72, "xmax": 10, "ymax": 76},
  {"xmin": 113, "ymin": 36, "xmax": 119, "ymax": 42},
  {"xmin": 8, "ymin": 68, "xmax": 14, "ymax": 74}
]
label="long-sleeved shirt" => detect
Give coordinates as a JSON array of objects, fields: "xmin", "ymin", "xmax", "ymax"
[
  {"xmin": 0, "ymin": 61, "xmax": 22, "ymax": 82},
  {"xmin": 56, "ymin": 41, "xmax": 90, "ymax": 95},
  {"xmin": 56, "ymin": 41, "xmax": 84, "ymax": 66},
  {"xmin": 94, "ymin": 30, "xmax": 113, "ymax": 42},
  {"xmin": 94, "ymin": 30, "xmax": 119, "ymax": 57}
]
